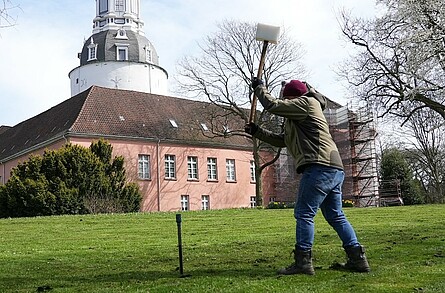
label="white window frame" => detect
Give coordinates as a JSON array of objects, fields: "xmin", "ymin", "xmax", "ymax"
[
  {"xmin": 87, "ymin": 37, "xmax": 97, "ymax": 61},
  {"xmin": 207, "ymin": 157, "xmax": 217, "ymax": 181},
  {"xmin": 181, "ymin": 195, "xmax": 189, "ymax": 211},
  {"xmin": 202, "ymin": 195, "xmax": 210, "ymax": 210},
  {"xmin": 250, "ymin": 196, "xmax": 256, "ymax": 208},
  {"xmin": 115, "ymin": 44, "xmax": 129, "ymax": 61},
  {"xmin": 145, "ymin": 46, "xmax": 152, "ymax": 62},
  {"xmin": 115, "ymin": 0, "xmax": 125, "ymax": 11},
  {"xmin": 88, "ymin": 45, "xmax": 97, "ymax": 61},
  {"xmin": 250, "ymin": 160, "xmax": 256, "ymax": 182},
  {"xmin": 138, "ymin": 154, "xmax": 150, "ymax": 179},
  {"xmin": 200, "ymin": 123, "xmax": 209, "ymax": 131},
  {"xmin": 187, "ymin": 156, "xmax": 198, "ymax": 180},
  {"xmin": 99, "ymin": 0, "xmax": 108, "ymax": 14},
  {"xmin": 165, "ymin": 154, "xmax": 176, "ymax": 179},
  {"xmin": 226, "ymin": 159, "xmax": 236, "ymax": 182},
  {"xmin": 169, "ymin": 119, "xmax": 178, "ymax": 128}
]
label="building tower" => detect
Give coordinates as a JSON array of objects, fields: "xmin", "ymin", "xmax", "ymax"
[{"xmin": 69, "ymin": 0, "xmax": 168, "ymax": 96}]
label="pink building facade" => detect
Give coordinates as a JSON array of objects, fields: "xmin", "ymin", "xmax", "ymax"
[
  {"xmin": 77, "ymin": 138, "xmax": 263, "ymax": 211},
  {"xmin": 0, "ymin": 136, "xmax": 274, "ymax": 212},
  {"xmin": 0, "ymin": 87, "xmax": 276, "ymax": 212}
]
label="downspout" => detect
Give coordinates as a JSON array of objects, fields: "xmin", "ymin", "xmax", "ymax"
[
  {"xmin": 1, "ymin": 161, "xmax": 4, "ymax": 185},
  {"xmin": 156, "ymin": 138, "xmax": 161, "ymax": 211}
]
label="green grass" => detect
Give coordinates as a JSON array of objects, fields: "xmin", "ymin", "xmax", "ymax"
[{"xmin": 0, "ymin": 205, "xmax": 444, "ymax": 292}]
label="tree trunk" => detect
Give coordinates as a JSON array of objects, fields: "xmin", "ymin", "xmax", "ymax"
[{"xmin": 252, "ymin": 138, "xmax": 263, "ymax": 207}]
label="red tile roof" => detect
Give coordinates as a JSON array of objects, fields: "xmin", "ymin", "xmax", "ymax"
[{"xmin": 0, "ymin": 86, "xmax": 252, "ymax": 161}]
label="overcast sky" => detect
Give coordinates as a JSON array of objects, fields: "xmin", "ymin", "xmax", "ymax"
[{"xmin": 0, "ymin": 0, "xmax": 377, "ymax": 127}]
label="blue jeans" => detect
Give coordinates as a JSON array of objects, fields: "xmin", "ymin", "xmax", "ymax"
[{"xmin": 294, "ymin": 164, "xmax": 359, "ymax": 251}]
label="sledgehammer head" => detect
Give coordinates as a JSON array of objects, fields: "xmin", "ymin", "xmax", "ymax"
[{"xmin": 255, "ymin": 23, "xmax": 280, "ymax": 44}]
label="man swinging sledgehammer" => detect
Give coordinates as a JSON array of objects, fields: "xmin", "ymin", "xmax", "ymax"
[{"xmin": 245, "ymin": 79, "xmax": 371, "ymax": 275}]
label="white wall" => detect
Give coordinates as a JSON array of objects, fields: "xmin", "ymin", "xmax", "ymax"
[{"xmin": 69, "ymin": 62, "xmax": 168, "ymax": 96}]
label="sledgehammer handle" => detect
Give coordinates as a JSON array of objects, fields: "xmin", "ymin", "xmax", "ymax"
[{"xmin": 249, "ymin": 41, "xmax": 269, "ymax": 123}]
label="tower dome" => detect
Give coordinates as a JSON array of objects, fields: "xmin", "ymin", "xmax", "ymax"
[{"xmin": 69, "ymin": 0, "xmax": 168, "ymax": 96}]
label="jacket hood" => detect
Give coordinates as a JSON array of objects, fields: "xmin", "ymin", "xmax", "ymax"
[
  {"xmin": 308, "ymin": 91, "xmax": 327, "ymax": 110},
  {"xmin": 304, "ymin": 82, "xmax": 327, "ymax": 110}
]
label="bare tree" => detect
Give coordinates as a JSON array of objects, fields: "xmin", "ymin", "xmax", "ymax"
[
  {"xmin": 0, "ymin": 0, "xmax": 20, "ymax": 29},
  {"xmin": 339, "ymin": 0, "xmax": 445, "ymax": 125},
  {"xmin": 402, "ymin": 109, "xmax": 445, "ymax": 203},
  {"xmin": 175, "ymin": 20, "xmax": 306, "ymax": 206}
]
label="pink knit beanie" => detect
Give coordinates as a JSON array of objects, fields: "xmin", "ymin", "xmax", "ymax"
[{"xmin": 282, "ymin": 80, "xmax": 308, "ymax": 97}]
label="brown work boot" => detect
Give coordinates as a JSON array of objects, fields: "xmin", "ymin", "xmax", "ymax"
[
  {"xmin": 277, "ymin": 249, "xmax": 315, "ymax": 275},
  {"xmin": 331, "ymin": 245, "xmax": 370, "ymax": 272}
]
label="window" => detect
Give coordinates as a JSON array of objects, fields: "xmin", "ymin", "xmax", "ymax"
[
  {"xmin": 200, "ymin": 123, "xmax": 209, "ymax": 131},
  {"xmin": 250, "ymin": 160, "xmax": 256, "ymax": 182},
  {"xmin": 226, "ymin": 159, "xmax": 236, "ymax": 182},
  {"xmin": 88, "ymin": 46, "xmax": 97, "ymax": 60},
  {"xmin": 169, "ymin": 119, "xmax": 178, "ymax": 128},
  {"xmin": 202, "ymin": 195, "xmax": 210, "ymax": 210},
  {"xmin": 138, "ymin": 154, "xmax": 150, "ymax": 179},
  {"xmin": 181, "ymin": 195, "xmax": 189, "ymax": 211},
  {"xmin": 187, "ymin": 156, "xmax": 198, "ymax": 180},
  {"xmin": 145, "ymin": 46, "xmax": 152, "ymax": 62},
  {"xmin": 165, "ymin": 155, "xmax": 176, "ymax": 179},
  {"xmin": 207, "ymin": 158, "xmax": 217, "ymax": 180},
  {"xmin": 87, "ymin": 37, "xmax": 97, "ymax": 61},
  {"xmin": 115, "ymin": 44, "xmax": 129, "ymax": 61},
  {"xmin": 269, "ymin": 197, "xmax": 277, "ymax": 203},
  {"xmin": 118, "ymin": 48, "xmax": 127, "ymax": 60},
  {"xmin": 250, "ymin": 196, "xmax": 256, "ymax": 208},
  {"xmin": 115, "ymin": 0, "xmax": 125, "ymax": 11},
  {"xmin": 99, "ymin": 0, "xmax": 108, "ymax": 14},
  {"xmin": 223, "ymin": 125, "xmax": 230, "ymax": 135}
]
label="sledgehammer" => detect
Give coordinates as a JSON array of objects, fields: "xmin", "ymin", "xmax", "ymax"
[{"xmin": 249, "ymin": 23, "xmax": 281, "ymax": 123}]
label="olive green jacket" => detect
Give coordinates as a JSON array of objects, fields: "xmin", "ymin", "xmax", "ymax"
[{"xmin": 253, "ymin": 85, "xmax": 343, "ymax": 173}]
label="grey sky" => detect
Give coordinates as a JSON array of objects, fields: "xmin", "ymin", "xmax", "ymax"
[{"xmin": 0, "ymin": 0, "xmax": 376, "ymax": 126}]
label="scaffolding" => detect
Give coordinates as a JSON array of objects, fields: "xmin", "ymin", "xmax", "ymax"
[
  {"xmin": 273, "ymin": 149, "xmax": 299, "ymax": 203},
  {"xmin": 271, "ymin": 101, "xmax": 380, "ymax": 207},
  {"xmin": 346, "ymin": 103, "xmax": 379, "ymax": 206},
  {"xmin": 326, "ymin": 106, "xmax": 355, "ymax": 202},
  {"xmin": 379, "ymin": 179, "xmax": 404, "ymax": 206}
]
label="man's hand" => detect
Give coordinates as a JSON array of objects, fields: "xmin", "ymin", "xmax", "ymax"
[
  {"xmin": 244, "ymin": 122, "xmax": 259, "ymax": 135},
  {"xmin": 251, "ymin": 77, "xmax": 264, "ymax": 90}
]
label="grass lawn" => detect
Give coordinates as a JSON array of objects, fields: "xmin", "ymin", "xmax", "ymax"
[{"xmin": 0, "ymin": 205, "xmax": 444, "ymax": 292}]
